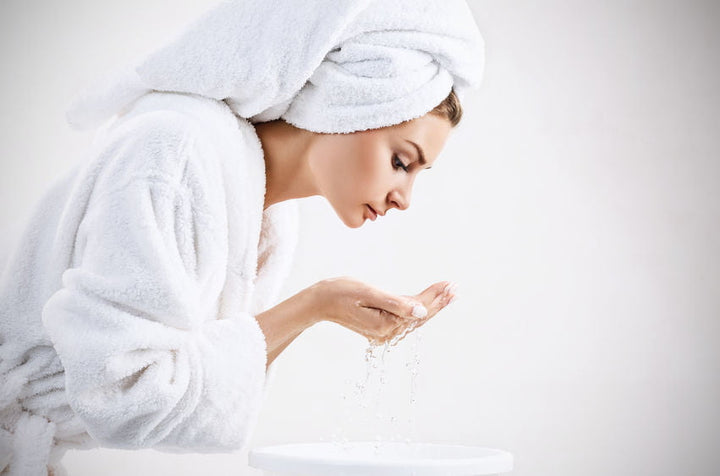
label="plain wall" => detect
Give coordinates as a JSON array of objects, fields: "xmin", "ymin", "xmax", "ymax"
[{"xmin": 1, "ymin": 1, "xmax": 718, "ymax": 475}]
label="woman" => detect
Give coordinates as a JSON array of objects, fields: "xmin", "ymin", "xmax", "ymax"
[{"xmin": 0, "ymin": 0, "xmax": 483, "ymax": 474}]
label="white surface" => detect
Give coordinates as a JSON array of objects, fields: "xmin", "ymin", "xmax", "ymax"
[
  {"xmin": 1, "ymin": 1, "xmax": 718, "ymax": 475},
  {"xmin": 248, "ymin": 442, "xmax": 513, "ymax": 476}
]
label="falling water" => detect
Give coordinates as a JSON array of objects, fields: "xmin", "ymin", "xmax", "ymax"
[
  {"xmin": 332, "ymin": 319, "xmax": 424, "ymax": 454},
  {"xmin": 406, "ymin": 324, "xmax": 422, "ymax": 445}
]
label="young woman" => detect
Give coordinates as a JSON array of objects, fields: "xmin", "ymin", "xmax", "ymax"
[
  {"xmin": 253, "ymin": 90, "xmax": 463, "ymax": 364},
  {"xmin": 0, "ymin": 1, "xmax": 483, "ymax": 474}
]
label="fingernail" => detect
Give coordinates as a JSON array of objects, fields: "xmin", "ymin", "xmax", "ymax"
[
  {"xmin": 442, "ymin": 282, "xmax": 454, "ymax": 295},
  {"xmin": 411, "ymin": 304, "xmax": 428, "ymax": 319},
  {"xmin": 448, "ymin": 283, "xmax": 459, "ymax": 295},
  {"xmin": 448, "ymin": 295, "xmax": 458, "ymax": 305}
]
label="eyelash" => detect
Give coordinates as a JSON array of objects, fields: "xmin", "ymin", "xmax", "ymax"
[{"xmin": 392, "ymin": 154, "xmax": 409, "ymax": 172}]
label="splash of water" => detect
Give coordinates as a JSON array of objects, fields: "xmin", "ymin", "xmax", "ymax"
[
  {"xmin": 406, "ymin": 324, "xmax": 422, "ymax": 445},
  {"xmin": 332, "ymin": 320, "xmax": 424, "ymax": 454}
]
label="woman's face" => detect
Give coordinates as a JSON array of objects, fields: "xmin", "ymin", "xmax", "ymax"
[{"xmin": 308, "ymin": 113, "xmax": 453, "ymax": 228}]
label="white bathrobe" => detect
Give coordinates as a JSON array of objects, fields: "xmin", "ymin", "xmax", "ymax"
[{"xmin": 0, "ymin": 91, "xmax": 299, "ymax": 475}]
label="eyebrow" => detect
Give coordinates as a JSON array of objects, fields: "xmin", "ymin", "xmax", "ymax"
[{"xmin": 406, "ymin": 140, "xmax": 431, "ymax": 169}]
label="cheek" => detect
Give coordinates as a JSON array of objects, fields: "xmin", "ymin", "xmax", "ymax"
[
  {"xmin": 313, "ymin": 145, "xmax": 362, "ymax": 210},
  {"xmin": 317, "ymin": 135, "xmax": 389, "ymax": 214},
  {"xmin": 351, "ymin": 141, "xmax": 388, "ymax": 194},
  {"xmin": 336, "ymin": 144, "xmax": 384, "ymax": 201},
  {"xmin": 349, "ymin": 156, "xmax": 380, "ymax": 195}
]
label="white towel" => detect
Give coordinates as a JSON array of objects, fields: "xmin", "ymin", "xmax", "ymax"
[{"xmin": 65, "ymin": 0, "xmax": 485, "ymax": 133}]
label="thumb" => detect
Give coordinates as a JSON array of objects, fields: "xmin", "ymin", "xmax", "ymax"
[{"xmin": 360, "ymin": 285, "xmax": 427, "ymax": 321}]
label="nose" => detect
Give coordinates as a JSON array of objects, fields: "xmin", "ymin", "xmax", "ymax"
[{"xmin": 387, "ymin": 187, "xmax": 411, "ymax": 211}]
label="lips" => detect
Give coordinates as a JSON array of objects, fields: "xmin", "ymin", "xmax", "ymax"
[{"xmin": 366, "ymin": 204, "xmax": 378, "ymax": 221}]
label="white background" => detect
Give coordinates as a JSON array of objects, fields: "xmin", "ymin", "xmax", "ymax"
[{"xmin": 1, "ymin": 1, "xmax": 718, "ymax": 475}]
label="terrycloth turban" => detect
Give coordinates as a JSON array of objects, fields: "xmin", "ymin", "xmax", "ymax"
[{"xmin": 65, "ymin": 0, "xmax": 485, "ymax": 133}]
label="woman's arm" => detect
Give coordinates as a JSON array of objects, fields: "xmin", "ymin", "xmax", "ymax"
[
  {"xmin": 254, "ymin": 286, "xmax": 320, "ymax": 370},
  {"xmin": 256, "ymin": 277, "xmax": 457, "ymax": 367}
]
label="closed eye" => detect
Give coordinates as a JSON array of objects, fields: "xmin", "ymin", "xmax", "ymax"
[{"xmin": 392, "ymin": 154, "xmax": 409, "ymax": 172}]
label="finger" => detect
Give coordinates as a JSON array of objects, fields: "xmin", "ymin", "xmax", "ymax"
[
  {"xmin": 388, "ymin": 314, "xmax": 428, "ymax": 345},
  {"xmin": 388, "ymin": 285, "xmax": 460, "ymax": 344},
  {"xmin": 358, "ymin": 305, "xmax": 406, "ymax": 340},
  {"xmin": 389, "ymin": 320, "xmax": 408, "ymax": 340},
  {"xmin": 358, "ymin": 285, "xmax": 428, "ymax": 321},
  {"xmin": 417, "ymin": 281, "xmax": 453, "ymax": 308},
  {"xmin": 418, "ymin": 280, "xmax": 452, "ymax": 298},
  {"xmin": 420, "ymin": 283, "xmax": 453, "ymax": 316},
  {"xmin": 390, "ymin": 323, "xmax": 413, "ymax": 345},
  {"xmin": 376, "ymin": 322, "xmax": 405, "ymax": 346},
  {"xmin": 409, "ymin": 285, "xmax": 458, "ymax": 328},
  {"xmin": 392, "ymin": 281, "xmax": 454, "ymax": 325}
]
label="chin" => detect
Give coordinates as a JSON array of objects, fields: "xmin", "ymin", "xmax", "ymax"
[
  {"xmin": 338, "ymin": 210, "xmax": 365, "ymax": 229},
  {"xmin": 328, "ymin": 200, "xmax": 365, "ymax": 229},
  {"xmin": 346, "ymin": 217, "xmax": 364, "ymax": 229}
]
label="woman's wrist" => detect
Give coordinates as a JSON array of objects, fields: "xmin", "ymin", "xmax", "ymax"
[
  {"xmin": 299, "ymin": 282, "xmax": 326, "ymax": 326},
  {"xmin": 291, "ymin": 284, "xmax": 324, "ymax": 329},
  {"xmin": 254, "ymin": 284, "xmax": 324, "ymax": 369}
]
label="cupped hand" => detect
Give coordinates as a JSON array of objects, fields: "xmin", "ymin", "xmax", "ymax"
[
  {"xmin": 388, "ymin": 280, "xmax": 458, "ymax": 345},
  {"xmin": 313, "ymin": 277, "xmax": 458, "ymax": 345}
]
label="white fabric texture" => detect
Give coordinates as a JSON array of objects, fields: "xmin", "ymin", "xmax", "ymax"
[
  {"xmin": 65, "ymin": 0, "xmax": 485, "ymax": 134},
  {"xmin": 0, "ymin": 91, "xmax": 299, "ymax": 475}
]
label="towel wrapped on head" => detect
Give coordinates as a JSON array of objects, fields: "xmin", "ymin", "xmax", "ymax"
[{"xmin": 65, "ymin": 0, "xmax": 485, "ymax": 133}]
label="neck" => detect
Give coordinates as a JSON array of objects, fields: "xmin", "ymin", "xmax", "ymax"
[{"xmin": 254, "ymin": 119, "xmax": 319, "ymax": 210}]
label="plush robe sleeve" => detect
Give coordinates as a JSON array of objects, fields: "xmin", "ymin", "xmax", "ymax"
[{"xmin": 41, "ymin": 115, "xmax": 269, "ymax": 452}]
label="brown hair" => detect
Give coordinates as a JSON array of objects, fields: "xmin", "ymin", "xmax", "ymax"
[{"xmin": 429, "ymin": 88, "xmax": 463, "ymax": 127}]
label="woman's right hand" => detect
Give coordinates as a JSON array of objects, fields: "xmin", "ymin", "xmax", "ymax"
[{"xmin": 309, "ymin": 276, "xmax": 458, "ymax": 345}]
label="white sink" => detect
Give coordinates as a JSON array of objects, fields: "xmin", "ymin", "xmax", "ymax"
[{"xmin": 248, "ymin": 441, "xmax": 513, "ymax": 475}]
